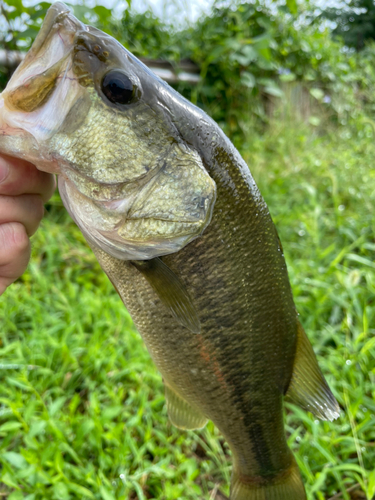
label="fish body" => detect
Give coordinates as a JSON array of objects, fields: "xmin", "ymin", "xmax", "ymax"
[{"xmin": 0, "ymin": 4, "xmax": 339, "ymax": 499}]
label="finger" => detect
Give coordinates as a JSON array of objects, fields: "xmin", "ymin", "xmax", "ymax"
[
  {"xmin": 0, "ymin": 222, "xmax": 30, "ymax": 295},
  {"xmin": 0, "ymin": 154, "xmax": 56, "ymax": 202},
  {"xmin": 0, "ymin": 194, "xmax": 44, "ymax": 236}
]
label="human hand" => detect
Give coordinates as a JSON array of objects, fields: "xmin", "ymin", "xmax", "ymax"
[{"xmin": 0, "ymin": 154, "xmax": 56, "ymax": 295}]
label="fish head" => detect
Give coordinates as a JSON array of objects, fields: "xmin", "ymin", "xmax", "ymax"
[{"xmin": 0, "ymin": 2, "xmax": 216, "ymax": 260}]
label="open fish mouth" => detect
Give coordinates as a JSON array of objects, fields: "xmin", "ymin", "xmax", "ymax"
[
  {"xmin": 4, "ymin": 3, "xmax": 81, "ymax": 112},
  {"xmin": 0, "ymin": 2, "xmax": 86, "ymax": 167}
]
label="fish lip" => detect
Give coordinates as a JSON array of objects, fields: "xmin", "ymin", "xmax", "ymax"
[
  {"xmin": 4, "ymin": 3, "xmax": 84, "ymax": 96},
  {"xmin": 30, "ymin": 2, "xmax": 83, "ymax": 56}
]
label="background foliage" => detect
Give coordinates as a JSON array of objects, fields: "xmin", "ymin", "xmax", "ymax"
[
  {"xmin": 319, "ymin": 0, "xmax": 375, "ymax": 51},
  {"xmin": 1, "ymin": 1, "xmax": 375, "ymax": 499},
  {"xmin": 3, "ymin": 0, "xmax": 375, "ymax": 136}
]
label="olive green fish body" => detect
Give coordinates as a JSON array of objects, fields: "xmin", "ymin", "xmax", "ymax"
[{"xmin": 91, "ymin": 151, "xmax": 297, "ymax": 482}]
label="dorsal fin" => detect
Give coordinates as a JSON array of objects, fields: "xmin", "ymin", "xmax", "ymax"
[
  {"xmin": 285, "ymin": 321, "xmax": 340, "ymax": 421},
  {"xmin": 132, "ymin": 258, "xmax": 201, "ymax": 334}
]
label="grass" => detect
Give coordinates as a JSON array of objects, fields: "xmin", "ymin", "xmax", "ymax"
[{"xmin": 0, "ymin": 120, "xmax": 375, "ymax": 500}]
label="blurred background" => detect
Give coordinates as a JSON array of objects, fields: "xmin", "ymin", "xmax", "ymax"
[{"xmin": 0, "ymin": 1, "xmax": 375, "ymax": 499}]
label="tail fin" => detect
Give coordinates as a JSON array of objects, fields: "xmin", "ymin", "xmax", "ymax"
[{"xmin": 230, "ymin": 459, "xmax": 306, "ymax": 500}]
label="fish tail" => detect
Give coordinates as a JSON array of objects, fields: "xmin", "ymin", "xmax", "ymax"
[{"xmin": 230, "ymin": 458, "xmax": 306, "ymax": 500}]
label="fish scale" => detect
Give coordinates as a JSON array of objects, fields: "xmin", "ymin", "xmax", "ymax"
[{"xmin": 91, "ymin": 190, "xmax": 296, "ymax": 476}]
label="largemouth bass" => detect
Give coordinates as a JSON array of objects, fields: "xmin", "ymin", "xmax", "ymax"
[{"xmin": 0, "ymin": 4, "xmax": 340, "ymax": 499}]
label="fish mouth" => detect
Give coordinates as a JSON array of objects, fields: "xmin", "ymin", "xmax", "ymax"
[
  {"xmin": 0, "ymin": 3, "xmax": 87, "ymax": 171},
  {"xmin": 3, "ymin": 3, "xmax": 82, "ymax": 111}
]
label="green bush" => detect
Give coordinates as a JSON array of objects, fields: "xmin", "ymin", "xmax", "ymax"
[
  {"xmin": 2, "ymin": 0, "xmax": 375, "ymax": 140},
  {"xmin": 111, "ymin": 2, "xmax": 375, "ymax": 140}
]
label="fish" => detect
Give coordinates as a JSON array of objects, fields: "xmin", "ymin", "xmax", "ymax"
[{"xmin": 0, "ymin": 3, "xmax": 340, "ymax": 499}]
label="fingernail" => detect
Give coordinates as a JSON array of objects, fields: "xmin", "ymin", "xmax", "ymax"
[{"xmin": 0, "ymin": 159, "xmax": 10, "ymax": 184}]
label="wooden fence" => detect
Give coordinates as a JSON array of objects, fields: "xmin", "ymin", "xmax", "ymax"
[{"xmin": 0, "ymin": 49, "xmax": 201, "ymax": 85}]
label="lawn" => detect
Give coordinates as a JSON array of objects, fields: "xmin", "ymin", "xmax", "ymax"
[{"xmin": 0, "ymin": 120, "xmax": 374, "ymax": 500}]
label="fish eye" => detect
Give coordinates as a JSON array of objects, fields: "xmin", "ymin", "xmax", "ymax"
[{"xmin": 101, "ymin": 70, "xmax": 135, "ymax": 105}]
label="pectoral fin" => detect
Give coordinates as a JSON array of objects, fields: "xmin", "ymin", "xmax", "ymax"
[
  {"xmin": 285, "ymin": 322, "xmax": 340, "ymax": 421},
  {"xmin": 132, "ymin": 258, "xmax": 201, "ymax": 334},
  {"xmin": 165, "ymin": 384, "xmax": 208, "ymax": 430}
]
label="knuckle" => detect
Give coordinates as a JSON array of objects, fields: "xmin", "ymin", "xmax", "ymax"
[{"xmin": 0, "ymin": 223, "xmax": 30, "ymax": 284}]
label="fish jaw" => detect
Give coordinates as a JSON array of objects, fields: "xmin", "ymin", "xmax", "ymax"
[{"xmin": 0, "ymin": 2, "xmax": 86, "ymax": 173}]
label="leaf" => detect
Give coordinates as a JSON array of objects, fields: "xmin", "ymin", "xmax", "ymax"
[
  {"xmin": 72, "ymin": 5, "xmax": 95, "ymax": 22},
  {"xmin": 28, "ymin": 419, "xmax": 47, "ymax": 438},
  {"xmin": 206, "ymin": 44, "xmax": 229, "ymax": 64},
  {"xmin": 2, "ymin": 452, "xmax": 28, "ymax": 469},
  {"xmin": 368, "ymin": 469, "xmax": 375, "ymax": 500},
  {"xmin": 6, "ymin": 377, "xmax": 32, "ymax": 391},
  {"xmin": 236, "ymin": 45, "xmax": 258, "ymax": 65},
  {"xmin": 346, "ymin": 253, "xmax": 375, "ymax": 269},
  {"xmin": 53, "ymin": 482, "xmax": 70, "ymax": 500},
  {"xmin": 1, "ymin": 472, "xmax": 20, "ymax": 489},
  {"xmin": 133, "ymin": 482, "xmax": 147, "ymax": 500},
  {"xmin": 102, "ymin": 405, "xmax": 123, "ymax": 420},
  {"xmin": 29, "ymin": 8, "xmax": 49, "ymax": 21},
  {"xmin": 4, "ymin": 0, "xmax": 26, "ymax": 13},
  {"xmin": 360, "ymin": 337, "xmax": 375, "ymax": 355},
  {"xmin": 0, "ymin": 421, "xmax": 23, "ymax": 433},
  {"xmin": 310, "ymin": 88, "xmax": 324, "ymax": 100},
  {"xmin": 264, "ymin": 85, "xmax": 284, "ymax": 97},
  {"xmin": 280, "ymin": 72, "xmax": 296, "ymax": 82},
  {"xmin": 8, "ymin": 492, "xmax": 24, "ymax": 500},
  {"xmin": 99, "ymin": 487, "xmax": 116, "ymax": 500},
  {"xmin": 93, "ymin": 5, "xmax": 112, "ymax": 23},
  {"xmin": 286, "ymin": 0, "xmax": 298, "ymax": 15},
  {"xmin": 309, "ymin": 116, "xmax": 321, "ymax": 126},
  {"xmin": 48, "ymin": 396, "xmax": 67, "ymax": 417},
  {"xmin": 59, "ymin": 442, "xmax": 82, "ymax": 465},
  {"xmin": 67, "ymin": 483, "xmax": 95, "ymax": 499},
  {"xmin": 241, "ymin": 71, "xmax": 256, "ymax": 88},
  {"xmin": 18, "ymin": 27, "xmax": 40, "ymax": 38}
]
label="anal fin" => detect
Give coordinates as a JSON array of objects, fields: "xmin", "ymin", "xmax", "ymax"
[
  {"xmin": 285, "ymin": 321, "xmax": 340, "ymax": 421},
  {"xmin": 165, "ymin": 384, "xmax": 208, "ymax": 430},
  {"xmin": 132, "ymin": 258, "xmax": 201, "ymax": 334}
]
